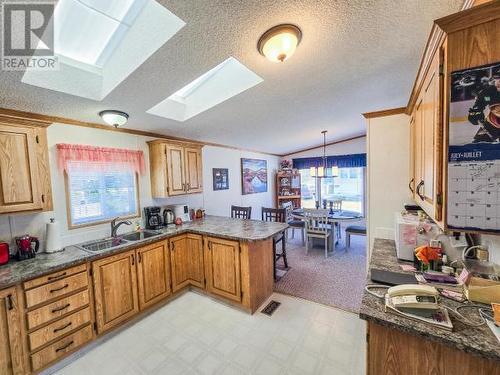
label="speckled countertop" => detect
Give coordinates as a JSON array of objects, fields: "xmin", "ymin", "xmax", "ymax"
[
  {"xmin": 0, "ymin": 215, "xmax": 287, "ymax": 290},
  {"xmin": 359, "ymin": 238, "xmax": 500, "ymax": 361}
]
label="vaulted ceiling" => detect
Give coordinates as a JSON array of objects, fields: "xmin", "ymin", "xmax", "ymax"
[{"xmin": 0, "ymin": 0, "xmax": 463, "ymax": 154}]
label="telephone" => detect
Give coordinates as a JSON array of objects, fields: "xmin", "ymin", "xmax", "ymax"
[{"xmin": 386, "ymin": 284, "xmax": 439, "ymax": 310}]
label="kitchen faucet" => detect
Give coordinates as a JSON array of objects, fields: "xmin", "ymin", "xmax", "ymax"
[{"xmin": 111, "ymin": 217, "xmax": 132, "ymax": 237}]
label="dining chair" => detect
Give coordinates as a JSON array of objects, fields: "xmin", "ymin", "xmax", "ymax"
[
  {"xmin": 261, "ymin": 207, "xmax": 287, "ymax": 280},
  {"xmin": 331, "ymin": 200, "xmax": 342, "ymax": 240},
  {"xmin": 303, "ymin": 209, "xmax": 333, "ymax": 258},
  {"xmin": 282, "ymin": 201, "xmax": 305, "ymax": 245},
  {"xmin": 231, "ymin": 205, "xmax": 252, "ymax": 219}
]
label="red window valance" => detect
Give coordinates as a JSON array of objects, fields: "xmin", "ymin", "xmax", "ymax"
[{"xmin": 56, "ymin": 144, "xmax": 145, "ymax": 174}]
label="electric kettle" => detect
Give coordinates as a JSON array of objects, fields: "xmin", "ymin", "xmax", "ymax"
[{"xmin": 163, "ymin": 208, "xmax": 175, "ymax": 226}]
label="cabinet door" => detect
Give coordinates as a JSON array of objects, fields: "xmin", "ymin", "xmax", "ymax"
[
  {"xmin": 0, "ymin": 288, "xmax": 27, "ymax": 375},
  {"xmin": 136, "ymin": 241, "xmax": 171, "ymax": 310},
  {"xmin": 409, "ymin": 112, "xmax": 416, "ymax": 199},
  {"xmin": 204, "ymin": 237, "xmax": 241, "ymax": 302},
  {"xmin": 0, "ymin": 125, "xmax": 42, "ymax": 213},
  {"xmin": 170, "ymin": 234, "xmax": 204, "ymax": 292},
  {"xmin": 166, "ymin": 144, "xmax": 186, "ymax": 196},
  {"xmin": 184, "ymin": 147, "xmax": 203, "ymax": 193},
  {"xmin": 92, "ymin": 251, "xmax": 139, "ymax": 334},
  {"xmin": 419, "ymin": 51, "xmax": 443, "ymax": 221}
]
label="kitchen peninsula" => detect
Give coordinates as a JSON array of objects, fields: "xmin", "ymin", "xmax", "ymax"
[
  {"xmin": 360, "ymin": 239, "xmax": 500, "ymax": 375},
  {"xmin": 0, "ymin": 216, "xmax": 287, "ymax": 374}
]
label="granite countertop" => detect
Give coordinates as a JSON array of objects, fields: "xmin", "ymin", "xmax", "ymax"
[
  {"xmin": 0, "ymin": 215, "xmax": 288, "ymax": 290},
  {"xmin": 359, "ymin": 238, "xmax": 500, "ymax": 361}
]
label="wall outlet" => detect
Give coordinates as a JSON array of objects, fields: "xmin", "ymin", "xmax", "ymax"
[{"xmin": 449, "ymin": 233, "xmax": 467, "ymax": 248}]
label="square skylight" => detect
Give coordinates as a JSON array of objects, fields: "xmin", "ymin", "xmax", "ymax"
[
  {"xmin": 54, "ymin": 0, "xmax": 148, "ymax": 68},
  {"xmin": 22, "ymin": 0, "xmax": 185, "ymax": 100},
  {"xmin": 147, "ymin": 57, "xmax": 263, "ymax": 121}
]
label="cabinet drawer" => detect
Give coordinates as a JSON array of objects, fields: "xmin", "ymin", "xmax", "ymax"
[
  {"xmin": 30, "ymin": 324, "xmax": 93, "ymax": 372},
  {"xmin": 25, "ymin": 272, "xmax": 88, "ymax": 308},
  {"xmin": 29, "ymin": 307, "xmax": 91, "ymax": 352},
  {"xmin": 24, "ymin": 264, "xmax": 87, "ymax": 290},
  {"xmin": 26, "ymin": 290, "xmax": 90, "ymax": 330}
]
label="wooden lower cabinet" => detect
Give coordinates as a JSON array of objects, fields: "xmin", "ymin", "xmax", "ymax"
[
  {"xmin": 8, "ymin": 235, "xmax": 275, "ymax": 373},
  {"xmin": 136, "ymin": 241, "xmax": 171, "ymax": 310},
  {"xmin": 204, "ymin": 237, "xmax": 242, "ymax": 303},
  {"xmin": 367, "ymin": 321, "xmax": 500, "ymax": 375},
  {"xmin": 0, "ymin": 287, "xmax": 27, "ymax": 375},
  {"xmin": 170, "ymin": 234, "xmax": 205, "ymax": 291},
  {"xmin": 92, "ymin": 250, "xmax": 139, "ymax": 334}
]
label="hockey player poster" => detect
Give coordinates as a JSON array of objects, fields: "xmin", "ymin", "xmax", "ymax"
[{"xmin": 448, "ymin": 62, "xmax": 500, "ymax": 233}]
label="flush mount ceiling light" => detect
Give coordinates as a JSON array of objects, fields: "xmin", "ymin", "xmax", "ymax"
[
  {"xmin": 257, "ymin": 24, "xmax": 302, "ymax": 63},
  {"xmin": 99, "ymin": 110, "xmax": 129, "ymax": 128}
]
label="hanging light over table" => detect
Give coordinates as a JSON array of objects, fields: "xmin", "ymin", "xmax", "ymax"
[{"xmin": 310, "ymin": 130, "xmax": 338, "ymax": 178}]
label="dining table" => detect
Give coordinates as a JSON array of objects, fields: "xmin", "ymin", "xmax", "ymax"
[{"xmin": 292, "ymin": 208, "xmax": 364, "ymax": 247}]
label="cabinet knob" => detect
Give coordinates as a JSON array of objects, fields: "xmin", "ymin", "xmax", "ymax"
[{"xmin": 6, "ymin": 294, "xmax": 13, "ymax": 310}]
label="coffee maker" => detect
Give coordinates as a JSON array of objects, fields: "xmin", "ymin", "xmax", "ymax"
[
  {"xmin": 144, "ymin": 206, "xmax": 163, "ymax": 230},
  {"xmin": 15, "ymin": 235, "xmax": 39, "ymax": 260}
]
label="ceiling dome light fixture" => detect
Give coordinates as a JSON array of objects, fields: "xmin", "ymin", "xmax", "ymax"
[
  {"xmin": 257, "ymin": 24, "xmax": 302, "ymax": 63},
  {"xmin": 99, "ymin": 110, "xmax": 129, "ymax": 128}
]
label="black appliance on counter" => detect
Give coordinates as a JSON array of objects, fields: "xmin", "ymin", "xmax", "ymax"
[{"xmin": 144, "ymin": 206, "xmax": 163, "ymax": 230}]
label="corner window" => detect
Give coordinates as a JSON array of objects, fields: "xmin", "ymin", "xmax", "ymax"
[{"xmin": 65, "ymin": 162, "xmax": 139, "ymax": 228}]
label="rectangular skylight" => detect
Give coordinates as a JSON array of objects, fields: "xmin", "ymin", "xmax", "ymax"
[
  {"xmin": 54, "ymin": 0, "xmax": 148, "ymax": 67},
  {"xmin": 147, "ymin": 57, "xmax": 263, "ymax": 121},
  {"xmin": 22, "ymin": 0, "xmax": 185, "ymax": 100}
]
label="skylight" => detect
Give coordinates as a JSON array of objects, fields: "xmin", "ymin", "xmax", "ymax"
[
  {"xmin": 54, "ymin": 0, "xmax": 148, "ymax": 67},
  {"xmin": 147, "ymin": 57, "xmax": 263, "ymax": 121},
  {"xmin": 22, "ymin": 0, "xmax": 185, "ymax": 100}
]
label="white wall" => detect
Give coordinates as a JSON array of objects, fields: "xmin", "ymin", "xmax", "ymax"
[
  {"xmin": 0, "ymin": 124, "xmax": 279, "ymax": 251},
  {"xmin": 282, "ymin": 136, "xmax": 366, "ymax": 160},
  {"xmin": 367, "ymin": 113, "xmax": 413, "ymax": 255}
]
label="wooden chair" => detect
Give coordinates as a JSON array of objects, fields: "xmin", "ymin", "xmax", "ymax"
[
  {"xmin": 231, "ymin": 205, "xmax": 252, "ymax": 219},
  {"xmin": 303, "ymin": 209, "xmax": 333, "ymax": 258},
  {"xmin": 331, "ymin": 200, "xmax": 342, "ymax": 240},
  {"xmin": 345, "ymin": 225, "xmax": 366, "ymax": 248},
  {"xmin": 282, "ymin": 201, "xmax": 305, "ymax": 245},
  {"xmin": 262, "ymin": 207, "xmax": 287, "ymax": 280}
]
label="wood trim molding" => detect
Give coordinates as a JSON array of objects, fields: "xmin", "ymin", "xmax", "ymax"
[
  {"xmin": 280, "ymin": 134, "xmax": 366, "ymax": 157},
  {"xmin": 362, "ymin": 107, "xmax": 407, "ymax": 119},
  {"xmin": 435, "ymin": 1, "xmax": 500, "ymax": 34},
  {"xmin": 0, "ymin": 107, "xmax": 281, "ymax": 157}
]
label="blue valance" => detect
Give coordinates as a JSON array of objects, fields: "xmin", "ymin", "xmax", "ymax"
[{"xmin": 292, "ymin": 153, "xmax": 366, "ymax": 169}]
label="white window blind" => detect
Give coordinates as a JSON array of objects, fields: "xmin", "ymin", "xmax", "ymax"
[{"xmin": 67, "ymin": 162, "xmax": 138, "ymax": 226}]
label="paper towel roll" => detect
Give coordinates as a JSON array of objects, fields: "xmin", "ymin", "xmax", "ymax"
[{"xmin": 45, "ymin": 218, "xmax": 62, "ymax": 253}]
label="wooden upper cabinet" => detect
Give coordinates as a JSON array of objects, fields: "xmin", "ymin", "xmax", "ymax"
[
  {"xmin": 0, "ymin": 125, "xmax": 41, "ymax": 213},
  {"xmin": 136, "ymin": 241, "xmax": 171, "ymax": 310},
  {"xmin": 0, "ymin": 287, "xmax": 27, "ymax": 375},
  {"xmin": 0, "ymin": 119, "xmax": 52, "ymax": 214},
  {"xmin": 170, "ymin": 234, "xmax": 204, "ymax": 292},
  {"xmin": 204, "ymin": 237, "xmax": 241, "ymax": 303},
  {"xmin": 166, "ymin": 144, "xmax": 187, "ymax": 196},
  {"xmin": 184, "ymin": 147, "xmax": 203, "ymax": 193},
  {"xmin": 92, "ymin": 250, "xmax": 139, "ymax": 334},
  {"xmin": 148, "ymin": 140, "xmax": 203, "ymax": 198},
  {"xmin": 411, "ymin": 48, "xmax": 443, "ymax": 223}
]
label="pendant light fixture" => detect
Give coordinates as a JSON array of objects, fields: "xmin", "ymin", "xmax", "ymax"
[
  {"xmin": 310, "ymin": 130, "xmax": 339, "ymax": 178},
  {"xmin": 257, "ymin": 24, "xmax": 302, "ymax": 63}
]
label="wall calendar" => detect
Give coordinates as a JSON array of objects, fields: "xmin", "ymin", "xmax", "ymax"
[{"xmin": 448, "ymin": 62, "xmax": 500, "ymax": 233}]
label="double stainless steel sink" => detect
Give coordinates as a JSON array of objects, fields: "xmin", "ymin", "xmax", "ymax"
[{"xmin": 76, "ymin": 230, "xmax": 162, "ymax": 253}]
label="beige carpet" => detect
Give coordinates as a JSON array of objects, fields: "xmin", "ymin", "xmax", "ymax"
[{"xmin": 274, "ymin": 229, "xmax": 367, "ymax": 313}]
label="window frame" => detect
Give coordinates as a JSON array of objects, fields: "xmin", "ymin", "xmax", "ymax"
[{"xmin": 63, "ymin": 169, "xmax": 141, "ymax": 230}]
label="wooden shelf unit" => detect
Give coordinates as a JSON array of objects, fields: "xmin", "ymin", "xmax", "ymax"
[{"xmin": 276, "ymin": 170, "xmax": 301, "ymax": 209}]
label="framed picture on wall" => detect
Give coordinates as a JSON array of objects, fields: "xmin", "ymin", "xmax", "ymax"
[
  {"xmin": 213, "ymin": 168, "xmax": 229, "ymax": 190},
  {"xmin": 241, "ymin": 158, "xmax": 267, "ymax": 195}
]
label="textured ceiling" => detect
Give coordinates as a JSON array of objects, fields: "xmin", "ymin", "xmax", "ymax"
[{"xmin": 0, "ymin": 0, "xmax": 463, "ymax": 154}]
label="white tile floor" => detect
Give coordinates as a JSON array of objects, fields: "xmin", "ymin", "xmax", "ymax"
[{"xmin": 49, "ymin": 292, "xmax": 366, "ymax": 375}]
